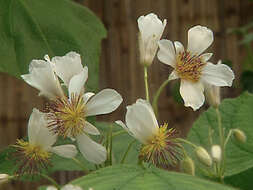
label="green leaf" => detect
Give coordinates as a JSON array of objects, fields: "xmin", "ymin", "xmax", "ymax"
[
  {"xmin": 187, "ymin": 92, "xmax": 253, "ymax": 188},
  {"xmin": 0, "ymin": 0, "xmax": 106, "ymax": 91},
  {"xmin": 66, "ymin": 165, "xmax": 235, "ymax": 190}
]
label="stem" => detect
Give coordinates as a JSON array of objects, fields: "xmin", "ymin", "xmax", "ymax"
[
  {"xmin": 215, "ymin": 108, "xmax": 225, "ymax": 179},
  {"xmin": 144, "ymin": 66, "xmax": 150, "ymax": 102},
  {"xmin": 39, "ymin": 173, "xmax": 60, "ymax": 189},
  {"xmin": 112, "ymin": 130, "xmax": 127, "ymax": 138},
  {"xmin": 176, "ymin": 138, "xmax": 198, "ymax": 149},
  {"xmin": 224, "ymin": 130, "xmax": 233, "ymax": 148},
  {"xmin": 72, "ymin": 157, "xmax": 89, "ymax": 173},
  {"xmin": 109, "ymin": 125, "xmax": 113, "ymax": 165},
  {"xmin": 152, "ymin": 78, "xmax": 170, "ymax": 116},
  {"xmin": 120, "ymin": 140, "xmax": 136, "ymax": 164}
]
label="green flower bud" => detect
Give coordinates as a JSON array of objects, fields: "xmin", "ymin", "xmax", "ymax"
[
  {"xmin": 195, "ymin": 146, "xmax": 212, "ymax": 167},
  {"xmin": 181, "ymin": 156, "xmax": 195, "ymax": 176},
  {"xmin": 233, "ymin": 129, "xmax": 246, "ymax": 143}
]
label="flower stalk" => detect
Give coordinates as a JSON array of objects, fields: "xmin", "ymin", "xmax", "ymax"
[{"xmin": 144, "ymin": 66, "xmax": 150, "ymax": 102}]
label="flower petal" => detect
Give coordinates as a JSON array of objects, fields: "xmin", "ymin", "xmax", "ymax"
[
  {"xmin": 21, "ymin": 59, "xmax": 63, "ymax": 100},
  {"xmin": 52, "ymin": 52, "xmax": 84, "ymax": 86},
  {"xmin": 137, "ymin": 13, "xmax": 166, "ymax": 42},
  {"xmin": 61, "ymin": 184, "xmax": 83, "ymax": 190},
  {"xmin": 85, "ymin": 89, "xmax": 123, "ymax": 117},
  {"xmin": 82, "ymin": 92, "xmax": 95, "ymax": 104},
  {"xmin": 68, "ymin": 68, "xmax": 88, "ymax": 96},
  {"xmin": 51, "ymin": 145, "xmax": 77, "ymax": 158},
  {"xmin": 187, "ymin": 25, "xmax": 213, "ymax": 56},
  {"xmin": 201, "ymin": 62, "xmax": 235, "ymax": 87},
  {"xmin": 83, "ymin": 121, "xmax": 100, "ymax": 135},
  {"xmin": 157, "ymin": 39, "xmax": 176, "ymax": 67},
  {"xmin": 76, "ymin": 134, "xmax": 106, "ymax": 164},
  {"xmin": 199, "ymin": 53, "xmax": 213, "ymax": 62},
  {"xmin": 125, "ymin": 99, "xmax": 159, "ymax": 144},
  {"xmin": 174, "ymin": 41, "xmax": 184, "ymax": 54},
  {"xmin": 46, "ymin": 186, "xmax": 58, "ymax": 190},
  {"xmin": 115, "ymin": 120, "xmax": 132, "ymax": 135},
  {"xmin": 180, "ymin": 80, "xmax": 205, "ymax": 111},
  {"xmin": 28, "ymin": 109, "xmax": 57, "ymax": 150},
  {"xmin": 169, "ymin": 70, "xmax": 179, "ymax": 81}
]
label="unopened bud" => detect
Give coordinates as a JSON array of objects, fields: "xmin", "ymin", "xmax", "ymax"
[
  {"xmin": 233, "ymin": 129, "xmax": 247, "ymax": 143},
  {"xmin": 195, "ymin": 146, "xmax": 212, "ymax": 167},
  {"xmin": 205, "ymin": 85, "xmax": 220, "ymax": 108},
  {"xmin": 0, "ymin": 174, "xmax": 9, "ymax": 185},
  {"xmin": 211, "ymin": 145, "xmax": 222, "ymax": 162},
  {"xmin": 181, "ymin": 156, "xmax": 195, "ymax": 176}
]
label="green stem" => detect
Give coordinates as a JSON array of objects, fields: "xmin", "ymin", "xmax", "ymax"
[
  {"xmin": 176, "ymin": 138, "xmax": 198, "ymax": 149},
  {"xmin": 39, "ymin": 173, "xmax": 60, "ymax": 189},
  {"xmin": 224, "ymin": 130, "xmax": 233, "ymax": 148},
  {"xmin": 109, "ymin": 125, "xmax": 113, "ymax": 165},
  {"xmin": 120, "ymin": 140, "xmax": 136, "ymax": 164},
  {"xmin": 152, "ymin": 78, "xmax": 170, "ymax": 116},
  {"xmin": 72, "ymin": 157, "xmax": 89, "ymax": 173},
  {"xmin": 144, "ymin": 66, "xmax": 150, "ymax": 102},
  {"xmin": 112, "ymin": 130, "xmax": 127, "ymax": 138},
  {"xmin": 215, "ymin": 108, "xmax": 225, "ymax": 180}
]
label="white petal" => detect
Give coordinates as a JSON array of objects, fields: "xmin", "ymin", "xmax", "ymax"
[
  {"xmin": 169, "ymin": 70, "xmax": 179, "ymax": 81},
  {"xmin": 51, "ymin": 145, "xmax": 77, "ymax": 159},
  {"xmin": 76, "ymin": 134, "xmax": 107, "ymax": 164},
  {"xmin": 174, "ymin": 41, "xmax": 184, "ymax": 54},
  {"xmin": 82, "ymin": 92, "xmax": 95, "ymax": 104},
  {"xmin": 157, "ymin": 39, "xmax": 176, "ymax": 67},
  {"xmin": 28, "ymin": 109, "xmax": 57, "ymax": 150},
  {"xmin": 83, "ymin": 121, "xmax": 100, "ymax": 135},
  {"xmin": 137, "ymin": 13, "xmax": 166, "ymax": 42},
  {"xmin": 115, "ymin": 120, "xmax": 132, "ymax": 135},
  {"xmin": 201, "ymin": 62, "xmax": 235, "ymax": 87},
  {"xmin": 21, "ymin": 59, "xmax": 63, "ymax": 100},
  {"xmin": 52, "ymin": 52, "xmax": 84, "ymax": 86},
  {"xmin": 126, "ymin": 99, "xmax": 159, "ymax": 144},
  {"xmin": 199, "ymin": 53, "xmax": 213, "ymax": 62},
  {"xmin": 68, "ymin": 68, "xmax": 88, "ymax": 96},
  {"xmin": 85, "ymin": 89, "xmax": 123, "ymax": 117},
  {"xmin": 180, "ymin": 80, "xmax": 205, "ymax": 111},
  {"xmin": 187, "ymin": 25, "xmax": 214, "ymax": 56}
]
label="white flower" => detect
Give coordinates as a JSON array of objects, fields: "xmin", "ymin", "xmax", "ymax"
[
  {"xmin": 40, "ymin": 52, "xmax": 123, "ymax": 164},
  {"xmin": 21, "ymin": 56, "xmax": 64, "ymax": 100},
  {"xmin": 157, "ymin": 26, "xmax": 235, "ymax": 110},
  {"xmin": 138, "ymin": 13, "xmax": 167, "ymax": 66},
  {"xmin": 14, "ymin": 108, "xmax": 77, "ymax": 174},
  {"xmin": 116, "ymin": 99, "xmax": 182, "ymax": 167}
]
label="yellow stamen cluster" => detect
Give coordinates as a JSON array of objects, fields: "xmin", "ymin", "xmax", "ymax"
[
  {"xmin": 140, "ymin": 123, "xmax": 183, "ymax": 168},
  {"xmin": 47, "ymin": 94, "xmax": 86, "ymax": 138},
  {"xmin": 13, "ymin": 139, "xmax": 51, "ymax": 174},
  {"xmin": 175, "ymin": 51, "xmax": 206, "ymax": 82}
]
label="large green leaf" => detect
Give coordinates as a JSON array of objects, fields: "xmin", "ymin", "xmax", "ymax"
[
  {"xmin": 187, "ymin": 92, "xmax": 253, "ymax": 188},
  {"xmin": 0, "ymin": 0, "xmax": 106, "ymax": 91},
  {"xmin": 42, "ymin": 165, "xmax": 234, "ymax": 190}
]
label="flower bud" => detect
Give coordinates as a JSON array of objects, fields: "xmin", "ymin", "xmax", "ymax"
[
  {"xmin": 0, "ymin": 174, "xmax": 9, "ymax": 185},
  {"xmin": 181, "ymin": 156, "xmax": 195, "ymax": 176},
  {"xmin": 205, "ymin": 84, "xmax": 220, "ymax": 108},
  {"xmin": 195, "ymin": 146, "xmax": 212, "ymax": 167},
  {"xmin": 137, "ymin": 13, "xmax": 166, "ymax": 66},
  {"xmin": 211, "ymin": 145, "xmax": 222, "ymax": 162},
  {"xmin": 233, "ymin": 129, "xmax": 247, "ymax": 143}
]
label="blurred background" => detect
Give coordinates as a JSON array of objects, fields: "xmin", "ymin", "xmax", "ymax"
[{"xmin": 1, "ymin": 0, "xmax": 252, "ymax": 189}]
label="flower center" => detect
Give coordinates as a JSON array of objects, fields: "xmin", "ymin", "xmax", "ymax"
[
  {"xmin": 47, "ymin": 94, "xmax": 86, "ymax": 138},
  {"xmin": 139, "ymin": 123, "xmax": 183, "ymax": 168},
  {"xmin": 175, "ymin": 51, "xmax": 206, "ymax": 82},
  {"xmin": 13, "ymin": 139, "xmax": 51, "ymax": 174}
]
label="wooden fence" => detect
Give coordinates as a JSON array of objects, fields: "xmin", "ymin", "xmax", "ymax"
[{"xmin": 1, "ymin": 0, "xmax": 251, "ymax": 189}]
